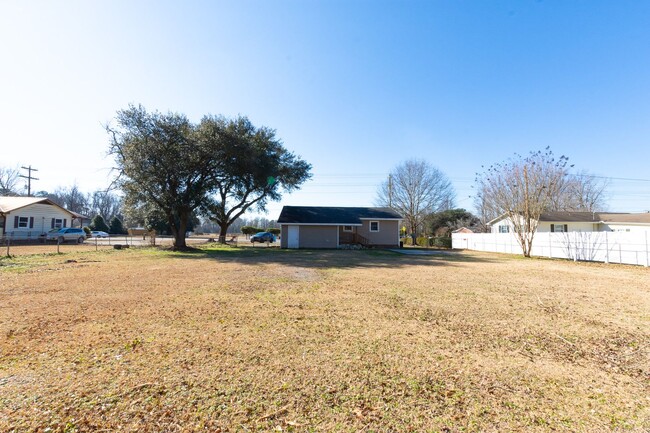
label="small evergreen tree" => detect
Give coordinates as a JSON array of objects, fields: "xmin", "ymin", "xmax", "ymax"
[
  {"xmin": 89, "ymin": 215, "xmax": 110, "ymax": 232},
  {"xmin": 109, "ymin": 217, "xmax": 127, "ymax": 235}
]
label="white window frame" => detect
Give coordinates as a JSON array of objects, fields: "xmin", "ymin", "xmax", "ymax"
[
  {"xmin": 18, "ymin": 216, "xmax": 29, "ymax": 228},
  {"xmin": 369, "ymin": 221, "xmax": 379, "ymax": 232},
  {"xmin": 342, "ymin": 225, "xmax": 353, "ymax": 232},
  {"xmin": 498, "ymin": 225, "xmax": 509, "ymax": 233},
  {"xmin": 53, "ymin": 218, "xmax": 63, "ymax": 229}
]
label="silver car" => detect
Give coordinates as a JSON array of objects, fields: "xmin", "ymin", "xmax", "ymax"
[{"xmin": 46, "ymin": 228, "xmax": 86, "ymax": 243}]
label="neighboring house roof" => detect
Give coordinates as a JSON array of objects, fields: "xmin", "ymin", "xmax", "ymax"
[
  {"xmin": 452, "ymin": 227, "xmax": 475, "ymax": 234},
  {"xmin": 70, "ymin": 211, "xmax": 91, "ymax": 220},
  {"xmin": 598, "ymin": 212, "xmax": 650, "ymax": 224},
  {"xmin": 489, "ymin": 211, "xmax": 650, "ymax": 226},
  {"xmin": 0, "ymin": 196, "xmax": 75, "ymax": 216},
  {"xmin": 278, "ymin": 206, "xmax": 403, "ymax": 225},
  {"xmin": 538, "ymin": 211, "xmax": 602, "ymax": 222}
]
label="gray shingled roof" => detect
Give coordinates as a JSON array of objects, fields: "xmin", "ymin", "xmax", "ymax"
[{"xmin": 277, "ymin": 206, "xmax": 402, "ymax": 225}]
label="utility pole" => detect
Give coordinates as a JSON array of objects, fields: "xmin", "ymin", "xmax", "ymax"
[{"xmin": 19, "ymin": 165, "xmax": 39, "ymax": 196}]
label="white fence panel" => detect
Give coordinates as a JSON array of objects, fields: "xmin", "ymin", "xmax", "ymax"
[{"xmin": 452, "ymin": 231, "xmax": 650, "ymax": 267}]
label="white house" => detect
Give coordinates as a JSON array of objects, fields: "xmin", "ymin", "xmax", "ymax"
[
  {"xmin": 453, "ymin": 211, "xmax": 650, "ymax": 266},
  {"xmin": 0, "ymin": 197, "xmax": 78, "ymax": 240},
  {"xmin": 488, "ymin": 211, "xmax": 650, "ymax": 234}
]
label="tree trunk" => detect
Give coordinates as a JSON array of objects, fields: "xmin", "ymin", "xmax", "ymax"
[
  {"xmin": 218, "ymin": 222, "xmax": 229, "ymax": 244},
  {"xmin": 168, "ymin": 211, "xmax": 189, "ymax": 250}
]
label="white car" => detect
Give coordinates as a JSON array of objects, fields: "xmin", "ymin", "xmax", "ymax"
[
  {"xmin": 46, "ymin": 228, "xmax": 86, "ymax": 243},
  {"xmin": 91, "ymin": 231, "xmax": 109, "ymax": 238}
]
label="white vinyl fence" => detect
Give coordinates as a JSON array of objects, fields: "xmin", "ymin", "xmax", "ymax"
[{"xmin": 452, "ymin": 231, "xmax": 650, "ymax": 267}]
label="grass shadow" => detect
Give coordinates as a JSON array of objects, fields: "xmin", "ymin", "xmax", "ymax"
[{"xmin": 165, "ymin": 244, "xmax": 498, "ymax": 270}]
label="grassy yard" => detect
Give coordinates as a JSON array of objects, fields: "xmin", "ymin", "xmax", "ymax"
[{"xmin": 0, "ymin": 246, "xmax": 648, "ymax": 432}]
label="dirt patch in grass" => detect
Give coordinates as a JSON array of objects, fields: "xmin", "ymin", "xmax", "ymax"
[{"xmin": 0, "ymin": 247, "xmax": 648, "ymax": 432}]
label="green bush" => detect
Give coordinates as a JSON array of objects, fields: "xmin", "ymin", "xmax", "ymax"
[
  {"xmin": 432, "ymin": 237, "xmax": 452, "ymax": 248},
  {"xmin": 89, "ymin": 215, "xmax": 110, "ymax": 232},
  {"xmin": 109, "ymin": 217, "xmax": 127, "ymax": 235},
  {"xmin": 268, "ymin": 228, "xmax": 281, "ymax": 235},
  {"xmin": 82, "ymin": 226, "xmax": 91, "ymax": 236}
]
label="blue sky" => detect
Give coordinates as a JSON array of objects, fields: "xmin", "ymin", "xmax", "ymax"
[{"xmin": 1, "ymin": 0, "xmax": 649, "ymax": 217}]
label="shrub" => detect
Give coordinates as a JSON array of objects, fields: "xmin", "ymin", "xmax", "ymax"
[
  {"xmin": 89, "ymin": 215, "xmax": 110, "ymax": 232},
  {"xmin": 268, "ymin": 228, "xmax": 281, "ymax": 236},
  {"xmin": 432, "ymin": 237, "xmax": 452, "ymax": 248},
  {"xmin": 109, "ymin": 217, "xmax": 127, "ymax": 235}
]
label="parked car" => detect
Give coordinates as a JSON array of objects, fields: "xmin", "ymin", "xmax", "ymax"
[
  {"xmin": 90, "ymin": 231, "xmax": 109, "ymax": 238},
  {"xmin": 46, "ymin": 228, "xmax": 86, "ymax": 243},
  {"xmin": 250, "ymin": 232, "xmax": 276, "ymax": 243}
]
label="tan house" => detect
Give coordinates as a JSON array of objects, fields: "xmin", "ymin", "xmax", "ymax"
[
  {"xmin": 277, "ymin": 206, "xmax": 402, "ymax": 249},
  {"xmin": 0, "ymin": 196, "xmax": 77, "ymax": 240}
]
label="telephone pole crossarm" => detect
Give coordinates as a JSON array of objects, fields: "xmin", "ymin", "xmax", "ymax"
[{"xmin": 19, "ymin": 165, "xmax": 39, "ymax": 196}]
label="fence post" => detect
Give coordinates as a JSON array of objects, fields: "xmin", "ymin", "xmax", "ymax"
[
  {"xmin": 645, "ymin": 231, "xmax": 649, "ymax": 268},
  {"xmin": 548, "ymin": 232, "xmax": 552, "ymax": 258},
  {"xmin": 57, "ymin": 236, "xmax": 61, "ymax": 254},
  {"xmin": 5, "ymin": 237, "xmax": 9, "ymax": 257},
  {"xmin": 605, "ymin": 231, "xmax": 609, "ymax": 264}
]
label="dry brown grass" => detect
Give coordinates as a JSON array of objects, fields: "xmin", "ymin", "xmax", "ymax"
[{"xmin": 0, "ymin": 246, "xmax": 648, "ymax": 432}]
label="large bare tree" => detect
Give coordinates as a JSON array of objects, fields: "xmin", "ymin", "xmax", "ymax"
[
  {"xmin": 376, "ymin": 159, "xmax": 455, "ymax": 240},
  {"xmin": 475, "ymin": 148, "xmax": 570, "ymax": 257},
  {"xmin": 550, "ymin": 171, "xmax": 609, "ymax": 212},
  {"xmin": 0, "ymin": 166, "xmax": 21, "ymax": 195}
]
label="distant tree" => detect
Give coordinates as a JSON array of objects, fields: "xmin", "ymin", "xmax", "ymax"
[
  {"xmin": 241, "ymin": 226, "xmax": 257, "ymax": 238},
  {"xmin": 550, "ymin": 171, "xmax": 609, "ymax": 212},
  {"xmin": 0, "ymin": 166, "xmax": 21, "ymax": 195},
  {"xmin": 200, "ymin": 116, "xmax": 311, "ymax": 243},
  {"xmin": 376, "ymin": 159, "xmax": 455, "ymax": 242},
  {"xmin": 475, "ymin": 148, "xmax": 570, "ymax": 257},
  {"xmin": 89, "ymin": 215, "xmax": 110, "ymax": 232},
  {"xmin": 427, "ymin": 208, "xmax": 479, "ymax": 237},
  {"xmin": 108, "ymin": 217, "xmax": 127, "ymax": 235},
  {"xmin": 472, "ymin": 192, "xmax": 496, "ymax": 233},
  {"xmin": 90, "ymin": 191, "xmax": 122, "ymax": 222}
]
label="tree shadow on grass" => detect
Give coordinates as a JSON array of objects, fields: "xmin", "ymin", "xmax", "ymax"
[{"xmin": 165, "ymin": 245, "xmax": 498, "ymax": 270}]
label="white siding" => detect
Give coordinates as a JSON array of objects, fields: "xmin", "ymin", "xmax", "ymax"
[
  {"xmin": 2, "ymin": 204, "xmax": 73, "ymax": 240},
  {"xmin": 536, "ymin": 222, "xmax": 599, "ymax": 233},
  {"xmin": 601, "ymin": 223, "xmax": 650, "ymax": 233}
]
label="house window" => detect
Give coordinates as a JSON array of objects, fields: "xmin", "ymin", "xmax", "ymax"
[
  {"xmin": 369, "ymin": 221, "xmax": 379, "ymax": 232},
  {"xmin": 53, "ymin": 219, "xmax": 63, "ymax": 229},
  {"xmin": 498, "ymin": 225, "xmax": 509, "ymax": 233},
  {"xmin": 551, "ymin": 224, "xmax": 568, "ymax": 233},
  {"xmin": 342, "ymin": 225, "xmax": 353, "ymax": 232},
  {"xmin": 18, "ymin": 217, "xmax": 29, "ymax": 228}
]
